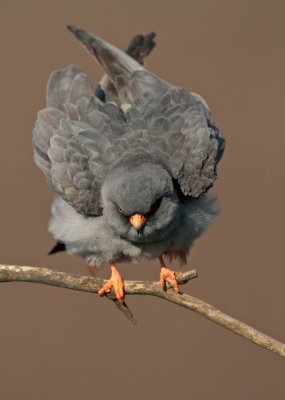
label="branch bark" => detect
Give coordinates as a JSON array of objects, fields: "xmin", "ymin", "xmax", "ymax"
[{"xmin": 0, "ymin": 264, "xmax": 284, "ymax": 359}]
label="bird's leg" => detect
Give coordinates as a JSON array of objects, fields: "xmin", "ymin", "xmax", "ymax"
[
  {"xmin": 98, "ymin": 262, "xmax": 125, "ymax": 303},
  {"xmin": 159, "ymin": 256, "xmax": 179, "ymax": 292}
]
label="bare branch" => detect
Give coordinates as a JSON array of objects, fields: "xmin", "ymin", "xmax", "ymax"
[{"xmin": 0, "ymin": 264, "xmax": 284, "ymax": 359}]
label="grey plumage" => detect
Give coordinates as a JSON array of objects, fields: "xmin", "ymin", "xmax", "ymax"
[{"xmin": 33, "ymin": 26, "xmax": 225, "ymax": 269}]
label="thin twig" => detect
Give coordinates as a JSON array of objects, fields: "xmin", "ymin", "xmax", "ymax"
[{"xmin": 0, "ymin": 264, "xmax": 284, "ymax": 359}]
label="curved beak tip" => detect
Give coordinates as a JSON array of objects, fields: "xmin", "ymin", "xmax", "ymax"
[{"xmin": 129, "ymin": 214, "xmax": 146, "ymax": 230}]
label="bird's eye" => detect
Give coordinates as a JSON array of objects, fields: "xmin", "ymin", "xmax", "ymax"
[
  {"xmin": 117, "ymin": 206, "xmax": 123, "ymax": 214},
  {"xmin": 149, "ymin": 197, "xmax": 162, "ymax": 214}
]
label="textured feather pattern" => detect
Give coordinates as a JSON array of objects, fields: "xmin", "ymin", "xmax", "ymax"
[
  {"xmin": 33, "ymin": 65, "xmax": 125, "ymax": 215},
  {"xmin": 33, "ymin": 27, "xmax": 224, "ymax": 219},
  {"xmin": 97, "ymin": 31, "xmax": 156, "ymax": 104}
]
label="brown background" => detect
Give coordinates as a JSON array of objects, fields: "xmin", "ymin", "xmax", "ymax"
[{"xmin": 0, "ymin": 0, "xmax": 284, "ymax": 399}]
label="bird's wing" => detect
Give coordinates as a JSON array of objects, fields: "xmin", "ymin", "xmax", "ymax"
[
  {"xmin": 67, "ymin": 25, "xmax": 169, "ymax": 109},
  {"xmin": 95, "ymin": 31, "xmax": 156, "ymax": 104},
  {"xmin": 165, "ymin": 89, "xmax": 225, "ymax": 197},
  {"xmin": 122, "ymin": 87, "xmax": 225, "ymax": 198},
  {"xmin": 33, "ymin": 64, "xmax": 125, "ymax": 216}
]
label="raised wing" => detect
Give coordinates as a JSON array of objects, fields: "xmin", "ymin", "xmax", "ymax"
[
  {"xmin": 95, "ymin": 31, "xmax": 156, "ymax": 104},
  {"xmin": 67, "ymin": 25, "xmax": 169, "ymax": 109}
]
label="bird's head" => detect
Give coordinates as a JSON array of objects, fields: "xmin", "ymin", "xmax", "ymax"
[{"xmin": 101, "ymin": 155, "xmax": 179, "ymax": 243}]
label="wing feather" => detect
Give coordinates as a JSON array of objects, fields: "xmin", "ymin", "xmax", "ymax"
[
  {"xmin": 33, "ymin": 65, "xmax": 124, "ymax": 216},
  {"xmin": 125, "ymin": 87, "xmax": 225, "ymax": 197}
]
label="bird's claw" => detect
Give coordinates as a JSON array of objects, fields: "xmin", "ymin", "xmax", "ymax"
[
  {"xmin": 160, "ymin": 266, "xmax": 179, "ymax": 292},
  {"xmin": 98, "ymin": 264, "xmax": 125, "ymax": 303}
]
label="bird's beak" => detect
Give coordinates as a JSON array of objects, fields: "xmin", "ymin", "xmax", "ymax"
[{"xmin": 129, "ymin": 214, "xmax": 146, "ymax": 230}]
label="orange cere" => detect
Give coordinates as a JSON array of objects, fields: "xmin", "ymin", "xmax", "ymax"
[{"xmin": 129, "ymin": 213, "xmax": 146, "ymax": 230}]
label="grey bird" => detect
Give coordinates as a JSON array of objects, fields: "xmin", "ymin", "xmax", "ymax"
[{"xmin": 33, "ymin": 25, "xmax": 225, "ymax": 303}]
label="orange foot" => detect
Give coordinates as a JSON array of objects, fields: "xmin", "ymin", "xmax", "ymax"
[
  {"xmin": 159, "ymin": 256, "xmax": 179, "ymax": 292},
  {"xmin": 98, "ymin": 263, "xmax": 125, "ymax": 303}
]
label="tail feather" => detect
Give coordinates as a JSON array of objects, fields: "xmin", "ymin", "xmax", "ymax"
[{"xmin": 48, "ymin": 241, "xmax": 66, "ymax": 255}]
